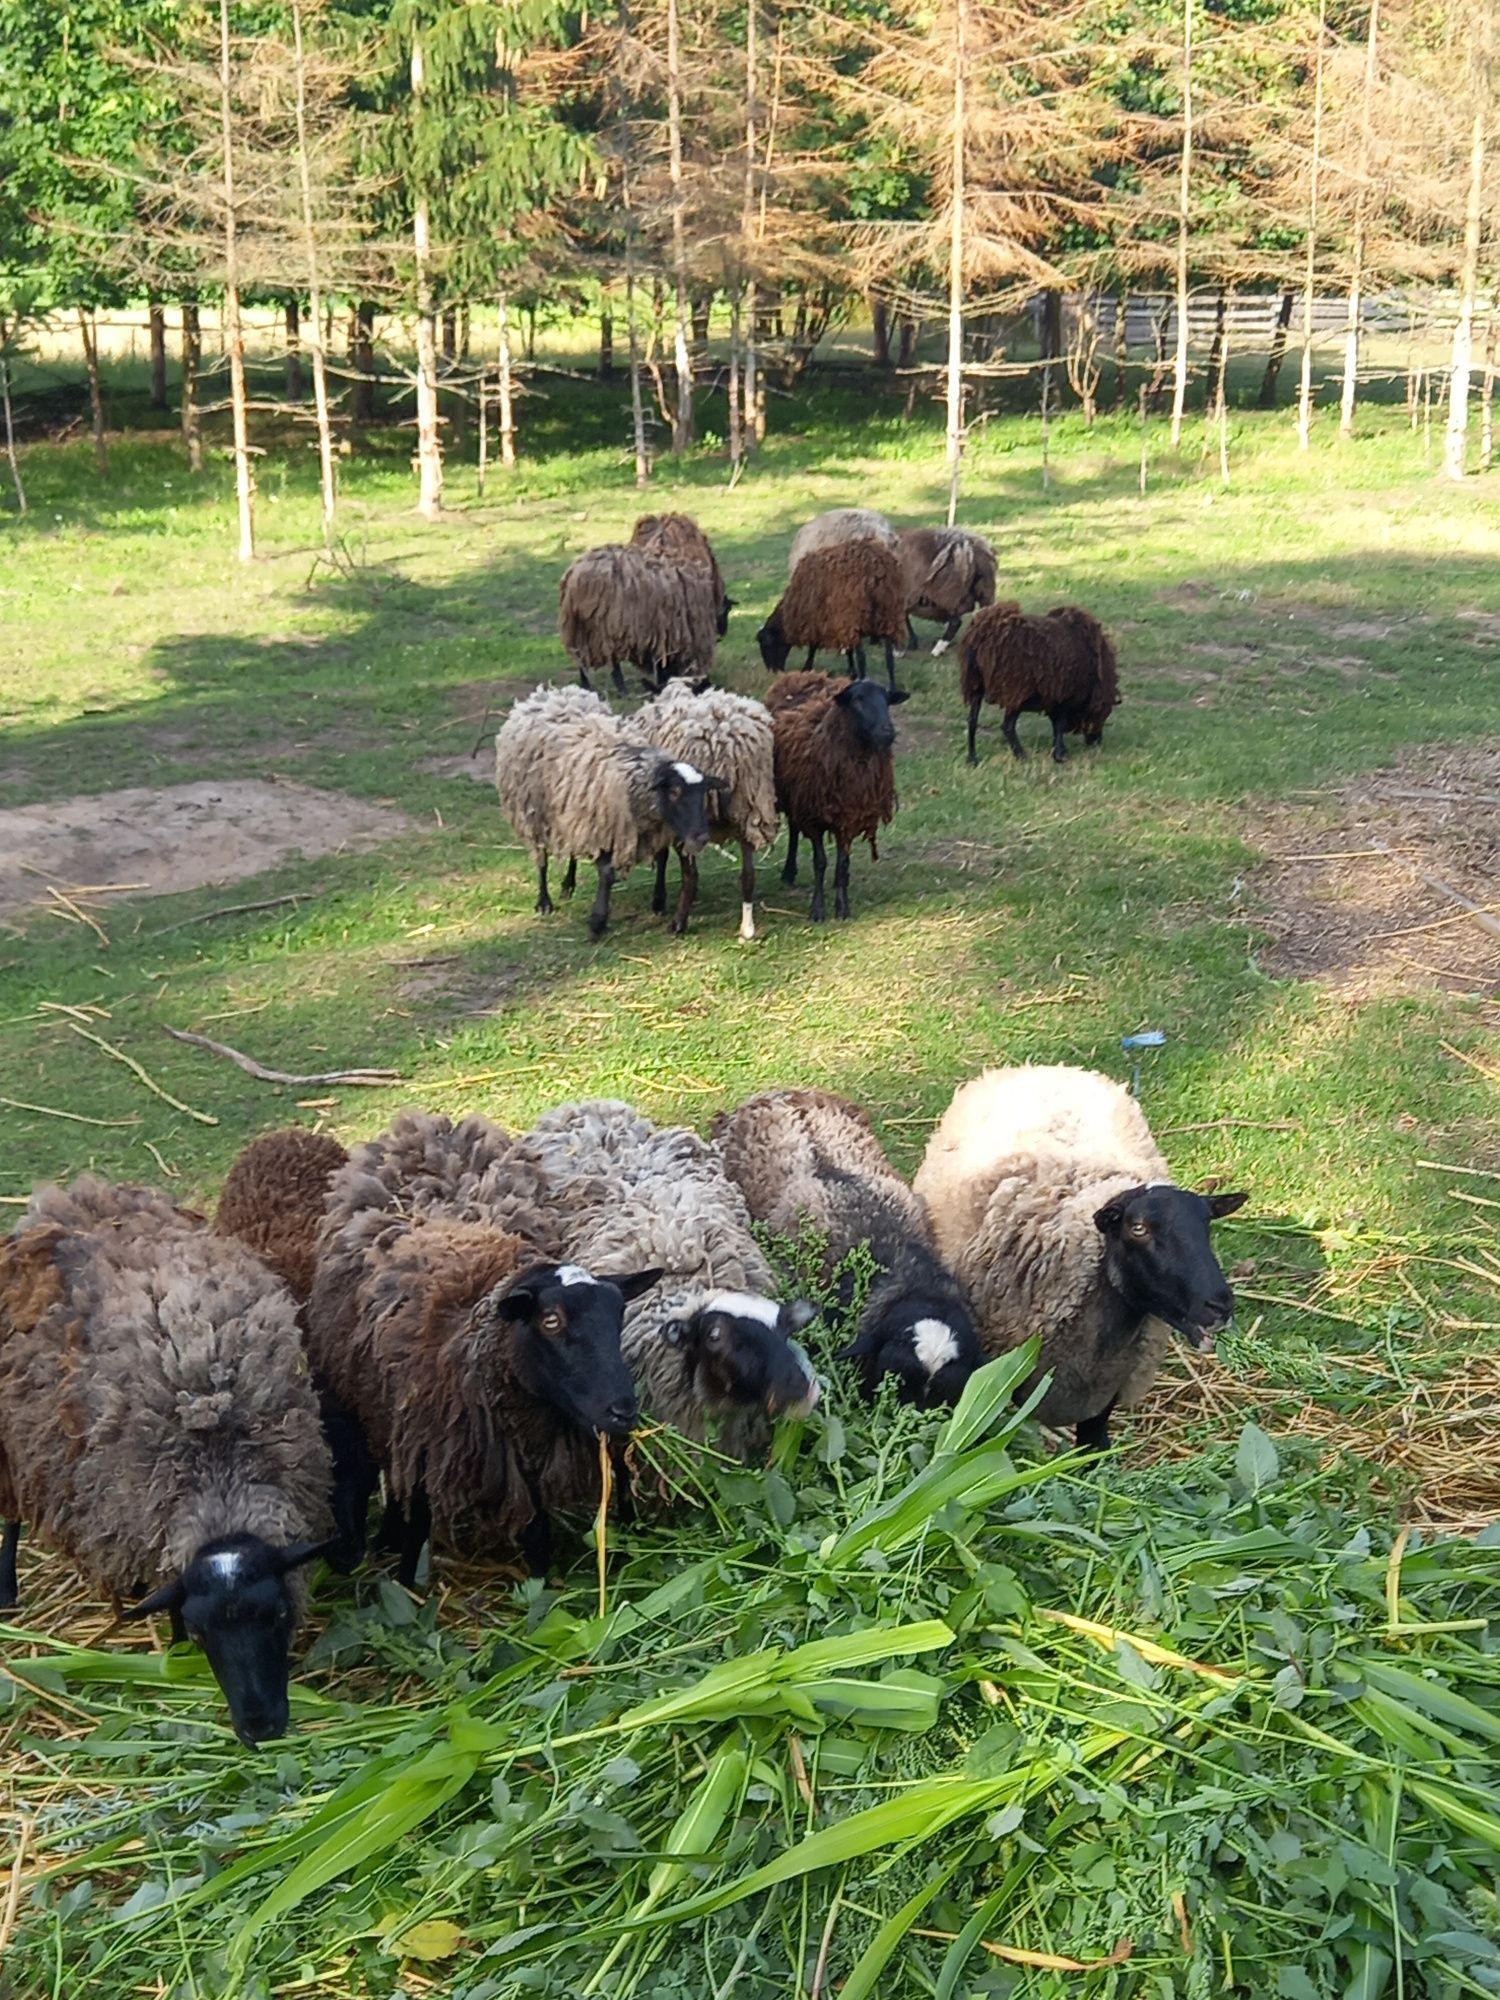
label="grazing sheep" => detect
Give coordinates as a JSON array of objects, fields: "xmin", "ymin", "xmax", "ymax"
[
  {"xmin": 630, "ymin": 512, "xmax": 733, "ymax": 637},
  {"xmin": 959, "ymin": 601, "xmax": 1120, "ymax": 765},
  {"xmin": 896, "ymin": 527, "xmax": 997, "ymax": 655},
  {"xmin": 523, "ymin": 1099, "xmax": 820, "ymax": 1457},
  {"xmin": 306, "ymin": 1110, "xmax": 661, "ymax": 1583},
  {"xmin": 788, "ymin": 507, "xmax": 899, "ymax": 574},
  {"xmin": 559, "ymin": 542, "xmax": 719, "ymax": 695},
  {"xmin": 758, "ymin": 540, "xmax": 908, "ymax": 693},
  {"xmin": 913, "ymin": 1065, "xmax": 1246, "ymax": 1450},
  {"xmin": 0, "ymin": 1179, "xmax": 335, "ymax": 1745},
  {"xmin": 766, "ymin": 671, "xmax": 906, "ymax": 923},
  {"xmin": 630, "ymin": 678, "xmax": 778, "ymax": 941},
  {"xmin": 495, "ymin": 685, "xmax": 726, "ymax": 938},
  {"xmin": 713, "ymin": 1088, "xmax": 983, "ymax": 1407}
]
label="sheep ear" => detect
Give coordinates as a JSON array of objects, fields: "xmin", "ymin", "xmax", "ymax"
[
  {"xmin": 1093, "ymin": 1201, "xmax": 1125, "ymax": 1235},
  {"xmin": 833, "ymin": 682, "xmax": 855, "ymax": 705},
  {"xmin": 704, "ymin": 773, "xmax": 731, "ymax": 799},
  {"xmin": 1205, "ymin": 1191, "xmax": 1248, "ymax": 1219},
  {"xmin": 661, "ymin": 1316, "xmax": 692, "ymax": 1349},
  {"xmin": 277, "ymin": 1537, "xmax": 340, "ymax": 1575},
  {"xmin": 782, "ymin": 1299, "xmax": 818, "ymax": 1335},
  {"xmin": 123, "ymin": 1576, "xmax": 186, "ymax": 1620},
  {"xmin": 887, "ymin": 689, "xmax": 911, "ymax": 706},
  {"xmin": 609, "ymin": 1267, "xmax": 665, "ymax": 1302},
  {"xmin": 495, "ymin": 1283, "xmax": 538, "ymax": 1323}
]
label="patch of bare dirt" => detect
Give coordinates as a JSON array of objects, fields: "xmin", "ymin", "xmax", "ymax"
[
  {"xmin": 0, "ymin": 780, "xmax": 413, "ymax": 916},
  {"xmin": 393, "ymin": 955, "xmax": 531, "ymax": 1016},
  {"xmin": 1248, "ymin": 744, "xmax": 1500, "ymax": 1000}
]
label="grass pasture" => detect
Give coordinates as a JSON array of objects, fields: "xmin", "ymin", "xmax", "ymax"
[{"xmin": 1, "ymin": 369, "xmax": 1499, "ymax": 1997}]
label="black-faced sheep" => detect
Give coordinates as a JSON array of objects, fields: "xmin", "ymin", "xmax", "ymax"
[
  {"xmin": 712, "ymin": 1088, "xmax": 983, "ymax": 1407},
  {"xmin": 630, "ymin": 678, "xmax": 778, "ymax": 941},
  {"xmin": 306, "ymin": 1110, "xmax": 661, "ymax": 1584},
  {"xmin": 788, "ymin": 507, "xmax": 899, "ymax": 574},
  {"xmin": 897, "ymin": 527, "xmax": 997, "ymax": 655},
  {"xmin": 630, "ymin": 512, "xmax": 733, "ymax": 637},
  {"xmin": 758, "ymin": 540, "xmax": 908, "ymax": 694},
  {"xmin": 494, "ymin": 685, "xmax": 725, "ymax": 939},
  {"xmin": 959, "ymin": 602, "xmax": 1120, "ymax": 765},
  {"xmin": 766, "ymin": 671, "xmax": 905, "ymax": 923},
  {"xmin": 559, "ymin": 542, "xmax": 719, "ymax": 695},
  {"xmin": 0, "ymin": 1178, "xmax": 335, "ymax": 1745},
  {"xmin": 913, "ymin": 1065, "xmax": 1246, "ymax": 1450},
  {"xmin": 522, "ymin": 1099, "xmax": 820, "ymax": 1460}
]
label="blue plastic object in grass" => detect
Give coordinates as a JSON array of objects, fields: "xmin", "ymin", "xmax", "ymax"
[{"xmin": 1121, "ymin": 1028, "xmax": 1165, "ymax": 1095}]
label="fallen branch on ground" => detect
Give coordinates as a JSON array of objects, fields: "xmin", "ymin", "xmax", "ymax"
[
  {"xmin": 144, "ymin": 889, "xmax": 323, "ymax": 939},
  {"xmin": 162, "ymin": 1025, "xmax": 402, "ymax": 1087},
  {"xmin": 67, "ymin": 1025, "xmax": 216, "ymax": 1126}
]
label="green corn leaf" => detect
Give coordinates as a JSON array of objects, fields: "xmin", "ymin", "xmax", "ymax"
[
  {"xmin": 1407, "ymin": 1777, "xmax": 1500, "ymax": 1853},
  {"xmin": 935, "ymin": 1885, "xmax": 1010, "ymax": 2000},
  {"xmin": 774, "ymin": 1621, "xmax": 954, "ymax": 1680},
  {"xmin": 1356, "ymin": 1658, "xmax": 1500, "ymax": 1746},
  {"xmin": 840, "ymin": 1854, "xmax": 966, "ymax": 2000},
  {"xmin": 799, "ymin": 1669, "xmax": 946, "ymax": 1733},
  {"xmin": 934, "ymin": 1343, "xmax": 1043, "ymax": 1455}
]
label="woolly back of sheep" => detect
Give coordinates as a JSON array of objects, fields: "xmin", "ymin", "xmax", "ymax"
[
  {"xmin": 788, "ymin": 507, "xmax": 898, "ymax": 574},
  {"xmin": 559, "ymin": 544, "xmax": 718, "ymax": 680},
  {"xmin": 495, "ymin": 685, "xmax": 669, "ymax": 872},
  {"xmin": 632, "ymin": 680, "xmax": 778, "ymax": 851},
  {"xmin": 768, "ymin": 674, "xmax": 899, "ymax": 854},
  {"xmin": 630, "ymin": 514, "xmax": 728, "ymax": 616},
  {"xmin": 775, "ymin": 540, "xmax": 907, "ymax": 655}
]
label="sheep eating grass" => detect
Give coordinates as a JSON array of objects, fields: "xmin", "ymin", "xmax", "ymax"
[{"xmin": 959, "ymin": 601, "xmax": 1120, "ymax": 765}]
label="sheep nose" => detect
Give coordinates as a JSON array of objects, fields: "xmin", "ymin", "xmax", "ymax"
[
  {"xmin": 604, "ymin": 1397, "xmax": 638, "ymax": 1434},
  {"xmin": 1205, "ymin": 1287, "xmax": 1233, "ymax": 1328}
]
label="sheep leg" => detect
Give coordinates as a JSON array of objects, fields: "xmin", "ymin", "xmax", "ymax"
[
  {"xmin": 323, "ymin": 1394, "xmax": 378, "ymax": 1572},
  {"xmin": 966, "ymin": 692, "xmax": 984, "ymax": 766},
  {"xmin": 669, "ymin": 850, "xmax": 699, "ymax": 934},
  {"xmin": 1049, "ymin": 711, "xmax": 1069, "ymax": 763},
  {"xmin": 0, "ymin": 1520, "xmax": 19, "ymax": 1608},
  {"xmin": 1075, "ymin": 1400, "xmax": 1117, "ymax": 1453},
  {"xmin": 520, "ymin": 1507, "xmax": 553, "ymax": 1577},
  {"xmin": 833, "ymin": 841, "xmax": 852, "ymax": 921},
  {"xmin": 560, "ymin": 857, "xmax": 577, "ymax": 899},
  {"xmin": 905, "ymin": 616, "xmax": 919, "ymax": 651},
  {"xmin": 587, "ymin": 852, "xmax": 617, "ymax": 940},
  {"xmin": 394, "ymin": 1487, "xmax": 432, "ymax": 1591},
  {"xmin": 931, "ymin": 614, "xmax": 961, "ymax": 658},
  {"xmin": 809, "ymin": 831, "xmax": 828, "ymax": 923},
  {"xmin": 576, "ymin": 664, "xmax": 592, "ymax": 690},
  {"xmin": 804, "ymin": 646, "xmax": 817, "ymax": 672},
  {"xmin": 738, "ymin": 841, "xmax": 756, "ymax": 940},
  {"xmin": 535, "ymin": 856, "xmax": 555, "ymax": 916},
  {"xmin": 1001, "ymin": 710, "xmax": 1026, "ymax": 760},
  {"xmin": 882, "ymin": 637, "xmax": 898, "ymax": 694},
  {"xmin": 651, "ymin": 849, "xmax": 670, "ymax": 917},
  {"xmin": 611, "ymin": 662, "xmax": 628, "ymax": 697},
  {"xmin": 781, "ymin": 825, "xmax": 800, "ymax": 886}
]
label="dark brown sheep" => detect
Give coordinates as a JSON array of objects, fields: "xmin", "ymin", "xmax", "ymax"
[
  {"xmin": 959, "ymin": 601, "xmax": 1120, "ymax": 765},
  {"xmin": 216, "ymin": 1128, "xmax": 348, "ymax": 1304},
  {"xmin": 630, "ymin": 512, "xmax": 733, "ymax": 637},
  {"xmin": 897, "ymin": 527, "xmax": 997, "ymax": 655},
  {"xmin": 766, "ymin": 671, "xmax": 906, "ymax": 922},
  {"xmin": 757, "ymin": 541, "xmax": 907, "ymax": 693}
]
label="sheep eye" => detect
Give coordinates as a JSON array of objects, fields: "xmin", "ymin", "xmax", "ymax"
[{"xmin": 1127, "ymin": 1220, "xmax": 1152, "ymax": 1243}]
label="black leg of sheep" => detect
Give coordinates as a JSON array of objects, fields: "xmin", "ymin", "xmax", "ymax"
[
  {"xmin": 966, "ymin": 693, "xmax": 984, "ymax": 766},
  {"xmin": 651, "ymin": 852, "xmax": 669, "ymax": 917},
  {"xmin": 833, "ymin": 842, "xmax": 852, "ymax": 921},
  {"xmin": 738, "ymin": 841, "xmax": 756, "ymax": 941},
  {"xmin": 1001, "ymin": 710, "xmax": 1026, "ymax": 760},
  {"xmin": 535, "ymin": 857, "xmax": 555, "ymax": 916},
  {"xmin": 588, "ymin": 852, "xmax": 617, "ymax": 940},
  {"xmin": 882, "ymin": 638, "xmax": 899, "ymax": 695},
  {"xmin": 0, "ymin": 1519, "xmax": 19, "ymax": 1608},
  {"xmin": 560, "ymin": 858, "xmax": 577, "ymax": 899},
  {"xmin": 809, "ymin": 831, "xmax": 828, "ymax": 922},
  {"xmin": 669, "ymin": 851, "xmax": 699, "ymax": 935},
  {"xmin": 781, "ymin": 826, "xmax": 800, "ymax": 886},
  {"xmin": 394, "ymin": 1487, "xmax": 432, "ymax": 1591},
  {"xmin": 1074, "ymin": 1399, "xmax": 1117, "ymax": 1452},
  {"xmin": 1049, "ymin": 711, "xmax": 1069, "ymax": 763}
]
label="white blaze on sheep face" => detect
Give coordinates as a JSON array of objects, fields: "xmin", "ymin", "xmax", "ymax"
[
  {"xmin": 705, "ymin": 1290, "xmax": 780, "ymax": 1328},
  {"xmin": 556, "ymin": 1264, "xmax": 596, "ymax": 1289},
  {"xmin": 672, "ymin": 760, "xmax": 704, "ymax": 785},
  {"xmin": 912, "ymin": 1318, "xmax": 961, "ymax": 1378},
  {"xmin": 206, "ymin": 1549, "xmax": 246, "ymax": 1587}
]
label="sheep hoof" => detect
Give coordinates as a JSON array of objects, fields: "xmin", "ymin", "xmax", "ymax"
[
  {"xmin": 780, "ymin": 866, "xmax": 797, "ymax": 887},
  {"xmin": 536, "ymin": 895, "xmax": 555, "ymax": 915},
  {"xmin": 669, "ymin": 917, "xmax": 689, "ymax": 936},
  {"xmin": 809, "ymin": 905, "xmax": 827, "ymax": 924},
  {"xmin": 587, "ymin": 920, "xmax": 608, "ymax": 942},
  {"xmin": 965, "ymin": 753, "xmax": 978, "ymax": 768},
  {"xmin": 1052, "ymin": 748, "xmax": 1067, "ymax": 765},
  {"xmin": 930, "ymin": 639, "xmax": 949, "ymax": 657},
  {"xmin": 739, "ymin": 904, "xmax": 756, "ymax": 942}
]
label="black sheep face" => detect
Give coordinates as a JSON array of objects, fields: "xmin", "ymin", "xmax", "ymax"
[
  {"xmin": 663, "ymin": 1293, "xmax": 821, "ymax": 1418},
  {"xmin": 499, "ymin": 1263, "xmax": 663, "ymax": 1438},
  {"xmin": 652, "ymin": 759, "xmax": 725, "ymax": 857},
  {"xmin": 835, "ymin": 679, "xmax": 908, "ymax": 751},
  {"xmin": 841, "ymin": 1304, "xmax": 983, "ymax": 1408},
  {"xmin": 123, "ymin": 1531, "xmax": 333, "ymax": 1747},
  {"xmin": 1093, "ymin": 1186, "xmax": 1247, "ymax": 1351},
  {"xmin": 756, "ymin": 613, "xmax": 790, "ymax": 673}
]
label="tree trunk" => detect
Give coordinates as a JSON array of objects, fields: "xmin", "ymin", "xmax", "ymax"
[
  {"xmin": 1297, "ymin": 0, "xmax": 1327, "ymax": 451},
  {"xmin": 691, "ymin": 293, "xmax": 712, "ymax": 346},
  {"xmin": 944, "ymin": 0, "xmax": 968, "ymax": 522},
  {"xmin": 897, "ymin": 317, "xmax": 917, "ymax": 367},
  {"xmin": 1259, "ymin": 291, "xmax": 1294, "ymax": 407},
  {"xmin": 0, "ymin": 354, "xmax": 26, "ymax": 513},
  {"xmin": 460, "ymin": 307, "xmax": 470, "ymax": 360},
  {"xmin": 441, "ymin": 308, "xmax": 457, "ymax": 362},
  {"xmin": 283, "ymin": 298, "xmax": 303, "ymax": 401},
  {"xmin": 871, "ymin": 296, "xmax": 892, "ymax": 368},
  {"xmin": 352, "ymin": 302, "xmax": 375, "ymax": 424},
  {"xmin": 1481, "ymin": 314, "xmax": 1495, "ymax": 472},
  {"xmin": 741, "ymin": 0, "xmax": 760, "ymax": 451},
  {"xmin": 218, "ymin": 0, "xmax": 254, "ymax": 560},
  {"xmin": 496, "ymin": 291, "xmax": 517, "ymax": 469},
  {"xmin": 1169, "ymin": 0, "xmax": 1194, "ymax": 446},
  {"xmin": 477, "ymin": 368, "xmax": 488, "ymax": 496},
  {"xmin": 1443, "ymin": 105, "xmax": 1486, "ymax": 482},
  {"xmin": 291, "ymin": 0, "xmax": 335, "ymax": 540},
  {"xmin": 77, "ymin": 309, "xmax": 107, "ymax": 475},
  {"xmin": 181, "ymin": 302, "xmax": 202, "ymax": 472},
  {"xmin": 666, "ymin": 0, "xmax": 694, "ymax": 452},
  {"xmin": 728, "ymin": 292, "xmax": 743, "ymax": 466},
  {"xmin": 148, "ymin": 300, "xmax": 168, "ymax": 410},
  {"xmin": 1041, "ymin": 289, "xmax": 1063, "ymax": 364},
  {"xmin": 1113, "ymin": 293, "xmax": 1130, "ymax": 408},
  {"xmin": 410, "ymin": 39, "xmax": 442, "ymax": 517},
  {"xmin": 1340, "ymin": 0, "xmax": 1379, "ymax": 437},
  {"xmin": 599, "ymin": 306, "xmax": 614, "ymax": 379},
  {"xmin": 625, "ymin": 214, "xmax": 650, "ymax": 487}
]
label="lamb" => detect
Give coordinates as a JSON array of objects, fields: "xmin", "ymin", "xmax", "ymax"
[
  {"xmin": 306, "ymin": 1110, "xmax": 661, "ymax": 1584},
  {"xmin": 494, "ymin": 684, "xmax": 725, "ymax": 938},
  {"xmin": 0, "ymin": 1178, "xmax": 335, "ymax": 1745},
  {"xmin": 712, "ymin": 1088, "xmax": 983, "ymax": 1407},
  {"xmin": 958, "ymin": 601, "xmax": 1120, "ymax": 765},
  {"xmin": 896, "ymin": 526, "xmax": 997, "ymax": 655},
  {"xmin": 788, "ymin": 507, "xmax": 899, "ymax": 574},
  {"xmin": 766, "ymin": 670, "xmax": 906, "ymax": 923},
  {"xmin": 758, "ymin": 539, "xmax": 908, "ymax": 693},
  {"xmin": 630, "ymin": 512, "xmax": 733, "ymax": 638},
  {"xmin": 913, "ymin": 1065, "xmax": 1247, "ymax": 1450},
  {"xmin": 522, "ymin": 1098, "xmax": 820, "ymax": 1458},
  {"xmin": 558, "ymin": 542, "xmax": 719, "ymax": 695},
  {"xmin": 630, "ymin": 677, "xmax": 778, "ymax": 941}
]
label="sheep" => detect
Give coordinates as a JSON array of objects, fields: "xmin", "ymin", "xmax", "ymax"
[
  {"xmin": 629, "ymin": 678, "xmax": 778, "ymax": 941},
  {"xmin": 913, "ymin": 1065, "xmax": 1247, "ymax": 1450},
  {"xmin": 896, "ymin": 526, "xmax": 997, "ymax": 656},
  {"xmin": 758, "ymin": 540, "xmax": 908, "ymax": 694},
  {"xmin": 712, "ymin": 1088, "xmax": 983, "ymax": 1407},
  {"xmin": 0, "ymin": 1178, "xmax": 335, "ymax": 1745},
  {"xmin": 630, "ymin": 512, "xmax": 733, "ymax": 637},
  {"xmin": 306, "ymin": 1110, "xmax": 662, "ymax": 1584},
  {"xmin": 766, "ymin": 670, "xmax": 906, "ymax": 923},
  {"xmin": 494, "ymin": 684, "xmax": 726, "ymax": 939},
  {"xmin": 958, "ymin": 601, "xmax": 1120, "ymax": 766},
  {"xmin": 522, "ymin": 1098, "xmax": 820, "ymax": 1459},
  {"xmin": 788, "ymin": 507, "xmax": 899, "ymax": 575},
  {"xmin": 558, "ymin": 542, "xmax": 719, "ymax": 695}
]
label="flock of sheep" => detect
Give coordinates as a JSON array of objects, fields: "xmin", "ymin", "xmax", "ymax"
[
  {"xmin": 496, "ymin": 507, "xmax": 1123, "ymax": 936},
  {"xmin": 0, "ymin": 1065, "xmax": 1243, "ymax": 1746}
]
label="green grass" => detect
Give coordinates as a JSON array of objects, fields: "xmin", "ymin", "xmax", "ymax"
[{"xmin": 1, "ymin": 359, "xmax": 1498, "ymax": 1997}]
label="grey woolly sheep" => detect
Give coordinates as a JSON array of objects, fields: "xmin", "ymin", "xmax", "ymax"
[
  {"xmin": 758, "ymin": 540, "xmax": 908, "ymax": 693},
  {"xmin": 630, "ymin": 512, "xmax": 733, "ymax": 637},
  {"xmin": 959, "ymin": 601, "xmax": 1120, "ymax": 765},
  {"xmin": 896, "ymin": 527, "xmax": 997, "ymax": 655},
  {"xmin": 712, "ymin": 1088, "xmax": 983, "ymax": 1408},
  {"xmin": 788, "ymin": 507, "xmax": 899, "ymax": 574},
  {"xmin": 913, "ymin": 1065, "xmax": 1247, "ymax": 1450},
  {"xmin": 630, "ymin": 678, "xmax": 778, "ymax": 941},
  {"xmin": 559, "ymin": 542, "xmax": 719, "ymax": 695},
  {"xmin": 306, "ymin": 1109, "xmax": 662, "ymax": 1584},
  {"xmin": 0, "ymin": 1178, "xmax": 335, "ymax": 1746},
  {"xmin": 765, "ymin": 671, "xmax": 906, "ymax": 923},
  {"xmin": 494, "ymin": 684, "xmax": 727, "ymax": 938},
  {"xmin": 523, "ymin": 1098, "xmax": 820, "ymax": 1458}
]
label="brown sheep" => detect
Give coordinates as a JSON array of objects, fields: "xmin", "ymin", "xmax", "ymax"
[
  {"xmin": 630, "ymin": 513, "xmax": 732, "ymax": 637},
  {"xmin": 896, "ymin": 527, "xmax": 997, "ymax": 655},
  {"xmin": 757, "ymin": 540, "xmax": 908, "ymax": 694},
  {"xmin": 216, "ymin": 1128, "xmax": 348, "ymax": 1303},
  {"xmin": 766, "ymin": 671, "xmax": 906, "ymax": 922},
  {"xmin": 559, "ymin": 543, "xmax": 718, "ymax": 695},
  {"xmin": 959, "ymin": 601, "xmax": 1120, "ymax": 765}
]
